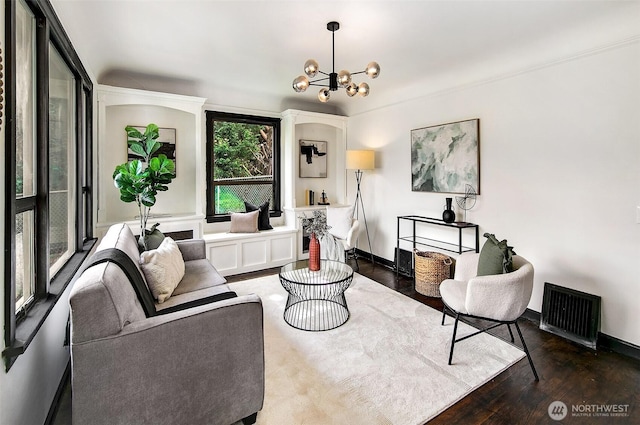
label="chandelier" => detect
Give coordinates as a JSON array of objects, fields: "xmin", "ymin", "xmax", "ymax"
[{"xmin": 292, "ymin": 21, "xmax": 380, "ymax": 103}]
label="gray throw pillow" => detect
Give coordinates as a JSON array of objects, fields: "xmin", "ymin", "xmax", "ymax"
[
  {"xmin": 229, "ymin": 210, "xmax": 259, "ymax": 233},
  {"xmin": 477, "ymin": 233, "xmax": 516, "ymax": 276}
]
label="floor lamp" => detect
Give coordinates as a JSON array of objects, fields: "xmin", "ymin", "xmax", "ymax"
[{"xmin": 346, "ymin": 150, "xmax": 375, "ymax": 264}]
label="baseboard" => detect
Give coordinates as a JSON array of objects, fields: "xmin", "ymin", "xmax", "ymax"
[
  {"xmin": 521, "ymin": 308, "xmax": 640, "ymax": 360},
  {"xmin": 45, "ymin": 359, "xmax": 71, "ymax": 425},
  {"xmin": 598, "ymin": 334, "xmax": 640, "ymax": 361},
  {"xmin": 354, "ymin": 249, "xmax": 396, "ymax": 270}
]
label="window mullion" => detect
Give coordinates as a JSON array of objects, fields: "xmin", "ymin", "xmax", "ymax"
[
  {"xmin": 4, "ymin": 0, "xmax": 19, "ymax": 350},
  {"xmin": 75, "ymin": 78, "xmax": 83, "ymax": 250},
  {"xmin": 35, "ymin": 15, "xmax": 50, "ymax": 296}
]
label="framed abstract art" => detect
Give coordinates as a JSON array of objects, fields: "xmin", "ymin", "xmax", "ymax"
[{"xmin": 410, "ymin": 118, "xmax": 480, "ymax": 194}]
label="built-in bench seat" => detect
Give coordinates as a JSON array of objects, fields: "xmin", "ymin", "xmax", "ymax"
[{"xmin": 203, "ymin": 226, "xmax": 298, "ymax": 276}]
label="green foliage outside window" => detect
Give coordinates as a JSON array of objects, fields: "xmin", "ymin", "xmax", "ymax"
[
  {"xmin": 213, "ymin": 121, "xmax": 274, "ymax": 213},
  {"xmin": 213, "ymin": 121, "xmax": 273, "ymax": 179}
]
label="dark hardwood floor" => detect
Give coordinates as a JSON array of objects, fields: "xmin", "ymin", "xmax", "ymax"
[
  {"xmin": 53, "ymin": 258, "xmax": 640, "ymax": 424},
  {"xmin": 352, "ymin": 259, "xmax": 640, "ymax": 425}
]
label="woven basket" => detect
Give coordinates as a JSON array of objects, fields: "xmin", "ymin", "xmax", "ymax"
[{"xmin": 414, "ymin": 250, "xmax": 453, "ymax": 298}]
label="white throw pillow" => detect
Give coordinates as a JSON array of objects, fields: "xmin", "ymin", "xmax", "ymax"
[
  {"xmin": 326, "ymin": 204, "xmax": 355, "ymax": 240},
  {"xmin": 139, "ymin": 237, "xmax": 185, "ymax": 303},
  {"xmin": 229, "ymin": 210, "xmax": 259, "ymax": 233}
]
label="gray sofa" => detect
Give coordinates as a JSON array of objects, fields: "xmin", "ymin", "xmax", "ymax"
[{"xmin": 69, "ymin": 223, "xmax": 264, "ymax": 425}]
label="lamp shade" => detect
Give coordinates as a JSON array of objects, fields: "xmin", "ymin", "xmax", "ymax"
[{"xmin": 346, "ymin": 150, "xmax": 375, "ymax": 170}]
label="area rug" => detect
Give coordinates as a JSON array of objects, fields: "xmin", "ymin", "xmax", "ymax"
[{"xmin": 229, "ymin": 273, "xmax": 525, "ymax": 425}]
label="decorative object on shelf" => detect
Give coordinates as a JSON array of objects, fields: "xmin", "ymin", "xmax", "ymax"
[
  {"xmin": 299, "ymin": 210, "xmax": 331, "ymax": 271},
  {"xmin": 299, "ymin": 140, "xmax": 327, "ymax": 177},
  {"xmin": 414, "ymin": 250, "xmax": 454, "ymax": 298},
  {"xmin": 411, "ymin": 118, "xmax": 480, "ymax": 194},
  {"xmin": 318, "ymin": 190, "xmax": 330, "ymax": 205},
  {"xmin": 455, "ymin": 184, "xmax": 477, "ymax": 224},
  {"xmin": 305, "ymin": 189, "xmax": 315, "ymax": 205},
  {"xmin": 292, "ymin": 21, "xmax": 380, "ymax": 103},
  {"xmin": 113, "ymin": 123, "xmax": 176, "ymax": 250},
  {"xmin": 346, "ymin": 150, "xmax": 375, "ymax": 264},
  {"xmin": 442, "ymin": 197, "xmax": 455, "ymax": 223}
]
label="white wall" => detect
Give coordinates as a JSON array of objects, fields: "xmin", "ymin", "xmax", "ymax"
[
  {"xmin": 295, "ymin": 124, "xmax": 344, "ymax": 207},
  {"xmin": 99, "ymin": 104, "xmax": 197, "ymax": 223},
  {"xmin": 347, "ymin": 41, "xmax": 640, "ymax": 346},
  {"xmin": 0, "ymin": 5, "xmax": 87, "ymax": 424}
]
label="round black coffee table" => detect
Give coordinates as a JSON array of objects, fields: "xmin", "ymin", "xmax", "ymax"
[{"xmin": 279, "ymin": 260, "xmax": 354, "ymax": 331}]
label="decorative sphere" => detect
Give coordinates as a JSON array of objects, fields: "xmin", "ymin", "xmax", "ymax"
[
  {"xmin": 337, "ymin": 70, "xmax": 351, "ymax": 87},
  {"xmin": 304, "ymin": 59, "xmax": 319, "ymax": 78},
  {"xmin": 366, "ymin": 61, "xmax": 380, "ymax": 79},
  {"xmin": 292, "ymin": 75, "xmax": 309, "ymax": 93},
  {"xmin": 318, "ymin": 88, "xmax": 331, "ymax": 102},
  {"xmin": 358, "ymin": 82, "xmax": 370, "ymax": 97},
  {"xmin": 346, "ymin": 82, "xmax": 358, "ymax": 97}
]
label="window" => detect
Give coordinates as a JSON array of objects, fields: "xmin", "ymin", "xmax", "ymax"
[
  {"xmin": 49, "ymin": 44, "xmax": 76, "ymax": 274},
  {"xmin": 206, "ymin": 111, "xmax": 281, "ymax": 222},
  {"xmin": 13, "ymin": 0, "xmax": 37, "ymax": 313},
  {"xmin": 3, "ymin": 0, "xmax": 95, "ymax": 370}
]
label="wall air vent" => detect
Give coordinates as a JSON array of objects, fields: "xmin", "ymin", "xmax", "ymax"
[{"xmin": 540, "ymin": 282, "xmax": 601, "ymax": 349}]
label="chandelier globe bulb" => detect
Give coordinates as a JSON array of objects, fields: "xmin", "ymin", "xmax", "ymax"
[
  {"xmin": 346, "ymin": 82, "xmax": 358, "ymax": 97},
  {"xmin": 304, "ymin": 59, "xmax": 319, "ymax": 78},
  {"xmin": 365, "ymin": 61, "xmax": 380, "ymax": 79},
  {"xmin": 292, "ymin": 75, "xmax": 310, "ymax": 93},
  {"xmin": 318, "ymin": 88, "xmax": 331, "ymax": 102},
  {"xmin": 337, "ymin": 70, "xmax": 352, "ymax": 87},
  {"xmin": 358, "ymin": 82, "xmax": 370, "ymax": 97}
]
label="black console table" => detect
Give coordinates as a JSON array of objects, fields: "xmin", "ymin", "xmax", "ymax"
[{"xmin": 396, "ymin": 215, "xmax": 479, "ymax": 276}]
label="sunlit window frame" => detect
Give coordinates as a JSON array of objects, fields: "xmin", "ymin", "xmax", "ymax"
[
  {"xmin": 205, "ymin": 111, "xmax": 282, "ymax": 223},
  {"xmin": 3, "ymin": 0, "xmax": 95, "ymax": 371}
]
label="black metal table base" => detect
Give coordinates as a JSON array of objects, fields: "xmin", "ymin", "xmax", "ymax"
[
  {"xmin": 284, "ymin": 295, "xmax": 350, "ymax": 331},
  {"xmin": 279, "ymin": 260, "xmax": 354, "ymax": 332}
]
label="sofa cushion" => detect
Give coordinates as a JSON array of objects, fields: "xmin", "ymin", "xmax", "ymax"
[
  {"xmin": 97, "ymin": 223, "xmax": 149, "ymax": 288},
  {"xmin": 245, "ymin": 200, "xmax": 273, "ymax": 230},
  {"xmin": 477, "ymin": 233, "xmax": 516, "ymax": 276},
  {"xmin": 173, "ymin": 259, "xmax": 228, "ymax": 296},
  {"xmin": 69, "ymin": 263, "xmax": 142, "ymax": 343},
  {"xmin": 230, "ymin": 210, "xmax": 259, "ymax": 233},
  {"xmin": 70, "ymin": 223, "xmax": 150, "ymax": 341},
  {"xmin": 140, "ymin": 237, "xmax": 185, "ymax": 303}
]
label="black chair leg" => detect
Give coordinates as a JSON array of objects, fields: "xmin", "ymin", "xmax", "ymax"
[
  {"xmin": 346, "ymin": 248, "xmax": 359, "ymax": 272},
  {"xmin": 353, "ymin": 250, "xmax": 359, "ymax": 272},
  {"xmin": 441, "ymin": 306, "xmax": 447, "ymax": 325},
  {"xmin": 242, "ymin": 412, "xmax": 258, "ymax": 425},
  {"xmin": 507, "ymin": 324, "xmax": 515, "ymax": 343},
  {"xmin": 448, "ymin": 314, "xmax": 460, "ymax": 365},
  {"xmin": 514, "ymin": 321, "xmax": 539, "ymax": 381}
]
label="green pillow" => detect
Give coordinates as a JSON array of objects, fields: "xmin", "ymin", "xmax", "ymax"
[{"xmin": 476, "ymin": 233, "xmax": 516, "ymax": 276}]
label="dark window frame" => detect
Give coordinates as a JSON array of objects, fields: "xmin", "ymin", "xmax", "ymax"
[
  {"xmin": 3, "ymin": 0, "xmax": 95, "ymax": 371},
  {"xmin": 205, "ymin": 110, "xmax": 282, "ymax": 223}
]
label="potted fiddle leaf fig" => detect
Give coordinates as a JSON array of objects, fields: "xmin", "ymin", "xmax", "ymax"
[{"xmin": 113, "ymin": 123, "xmax": 176, "ymax": 250}]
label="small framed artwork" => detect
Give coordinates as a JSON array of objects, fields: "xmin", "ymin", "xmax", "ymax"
[
  {"xmin": 410, "ymin": 118, "xmax": 480, "ymax": 194},
  {"xmin": 127, "ymin": 126, "xmax": 177, "ymax": 173},
  {"xmin": 299, "ymin": 140, "xmax": 327, "ymax": 178}
]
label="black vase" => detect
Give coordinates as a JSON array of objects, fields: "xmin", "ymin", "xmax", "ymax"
[{"xmin": 442, "ymin": 198, "xmax": 455, "ymax": 223}]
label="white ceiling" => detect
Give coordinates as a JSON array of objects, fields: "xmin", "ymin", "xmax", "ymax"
[{"xmin": 50, "ymin": 0, "xmax": 640, "ymax": 116}]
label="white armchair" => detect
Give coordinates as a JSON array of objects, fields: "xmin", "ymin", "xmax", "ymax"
[
  {"xmin": 330, "ymin": 219, "xmax": 360, "ymax": 271},
  {"xmin": 440, "ymin": 252, "xmax": 538, "ymax": 380}
]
